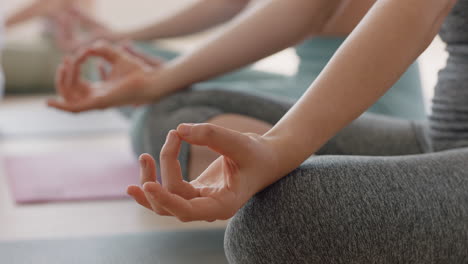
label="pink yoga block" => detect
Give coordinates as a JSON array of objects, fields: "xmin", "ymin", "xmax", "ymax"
[{"xmin": 3, "ymin": 150, "xmax": 140, "ymax": 204}]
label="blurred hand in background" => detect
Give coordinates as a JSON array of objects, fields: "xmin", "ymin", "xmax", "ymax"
[
  {"xmin": 47, "ymin": 41, "xmax": 168, "ymax": 112},
  {"xmin": 6, "ymin": 0, "xmax": 96, "ymax": 52}
]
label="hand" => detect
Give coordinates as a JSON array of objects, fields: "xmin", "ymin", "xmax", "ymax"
[
  {"xmin": 47, "ymin": 42, "xmax": 166, "ymax": 113},
  {"xmin": 49, "ymin": 11, "xmax": 81, "ymax": 52},
  {"xmin": 127, "ymin": 123, "xmax": 282, "ymax": 222},
  {"xmin": 58, "ymin": 6, "xmax": 121, "ymax": 51},
  {"xmin": 6, "ymin": 0, "xmax": 80, "ymax": 28},
  {"xmin": 28, "ymin": 0, "xmax": 76, "ymax": 18},
  {"xmin": 49, "ymin": 5, "xmax": 120, "ymax": 52}
]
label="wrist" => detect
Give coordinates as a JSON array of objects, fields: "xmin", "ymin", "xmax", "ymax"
[
  {"xmin": 261, "ymin": 134, "xmax": 299, "ymax": 176},
  {"xmin": 118, "ymin": 29, "xmax": 158, "ymax": 42},
  {"xmin": 262, "ymin": 128, "xmax": 319, "ymax": 176},
  {"xmin": 143, "ymin": 65, "xmax": 185, "ymax": 100}
]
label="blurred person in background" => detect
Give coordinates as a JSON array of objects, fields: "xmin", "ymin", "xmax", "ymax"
[
  {"xmin": 49, "ymin": 0, "xmax": 426, "ymax": 180},
  {"xmin": 2, "ymin": 0, "xmax": 94, "ymax": 94},
  {"xmin": 63, "ymin": 0, "xmax": 425, "ymax": 120}
]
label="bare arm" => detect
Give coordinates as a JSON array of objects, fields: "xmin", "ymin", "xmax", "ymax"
[
  {"xmin": 111, "ymin": 0, "xmax": 251, "ymax": 41},
  {"xmin": 47, "ymin": 0, "xmax": 345, "ymax": 113},
  {"xmin": 5, "ymin": 0, "xmax": 92, "ymax": 28},
  {"xmin": 5, "ymin": 0, "xmax": 48, "ymax": 28},
  {"xmin": 320, "ymin": 0, "xmax": 376, "ymax": 36},
  {"xmin": 264, "ymin": 0, "xmax": 456, "ymax": 179},
  {"xmin": 153, "ymin": 0, "xmax": 343, "ymax": 95}
]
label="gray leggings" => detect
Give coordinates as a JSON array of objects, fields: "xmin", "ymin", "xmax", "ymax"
[
  {"xmin": 226, "ymin": 150, "xmax": 468, "ymax": 263},
  {"xmin": 130, "ymin": 89, "xmax": 468, "ymax": 263}
]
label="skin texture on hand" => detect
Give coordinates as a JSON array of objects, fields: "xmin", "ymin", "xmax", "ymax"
[
  {"xmin": 47, "ymin": 42, "xmax": 167, "ymax": 113},
  {"xmin": 127, "ymin": 124, "xmax": 281, "ymax": 222}
]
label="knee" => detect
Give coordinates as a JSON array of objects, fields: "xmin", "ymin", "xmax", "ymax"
[
  {"xmin": 224, "ymin": 192, "xmax": 287, "ymax": 264},
  {"xmin": 225, "ymin": 155, "xmax": 468, "ymax": 263},
  {"xmin": 224, "ymin": 167, "xmax": 319, "ymax": 264},
  {"xmin": 223, "ymin": 163, "xmax": 346, "ymax": 263}
]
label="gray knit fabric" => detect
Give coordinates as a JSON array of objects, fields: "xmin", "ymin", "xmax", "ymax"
[
  {"xmin": 225, "ymin": 150, "xmax": 468, "ymax": 263},
  {"xmin": 430, "ymin": 0, "xmax": 468, "ymax": 151},
  {"xmin": 317, "ymin": 114, "xmax": 430, "ymax": 156}
]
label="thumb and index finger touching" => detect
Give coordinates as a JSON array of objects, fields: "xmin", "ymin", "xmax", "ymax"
[
  {"xmin": 176, "ymin": 123, "xmax": 252, "ymax": 163},
  {"xmin": 47, "ymin": 42, "xmax": 125, "ymax": 112}
]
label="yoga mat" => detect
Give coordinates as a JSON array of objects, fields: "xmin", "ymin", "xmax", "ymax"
[
  {"xmin": 0, "ymin": 104, "xmax": 129, "ymax": 138},
  {"xmin": 3, "ymin": 150, "xmax": 140, "ymax": 204},
  {"xmin": 0, "ymin": 229, "xmax": 228, "ymax": 264}
]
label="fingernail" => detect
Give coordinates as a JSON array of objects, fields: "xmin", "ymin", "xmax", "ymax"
[
  {"xmin": 178, "ymin": 124, "xmax": 192, "ymax": 137},
  {"xmin": 139, "ymin": 157, "xmax": 146, "ymax": 168}
]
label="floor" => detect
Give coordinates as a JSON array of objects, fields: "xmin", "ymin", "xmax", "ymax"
[
  {"xmin": 0, "ymin": 96, "xmax": 228, "ymax": 242},
  {"xmin": 1, "ymin": 0, "xmax": 447, "ymax": 242}
]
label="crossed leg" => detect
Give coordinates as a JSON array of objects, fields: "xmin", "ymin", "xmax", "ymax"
[{"xmin": 225, "ymin": 150, "xmax": 468, "ymax": 263}]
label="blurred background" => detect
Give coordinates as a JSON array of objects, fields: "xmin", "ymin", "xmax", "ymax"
[
  {"xmin": 1, "ymin": 0, "xmax": 229, "ymax": 242},
  {"xmin": 0, "ymin": 0, "xmax": 448, "ymax": 263}
]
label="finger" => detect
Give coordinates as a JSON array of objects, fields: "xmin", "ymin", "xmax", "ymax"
[
  {"xmin": 50, "ymin": 15, "xmax": 68, "ymax": 50},
  {"xmin": 128, "ymin": 185, "xmax": 172, "ymax": 216},
  {"xmin": 53, "ymin": 14, "xmax": 76, "ymax": 52},
  {"xmin": 139, "ymin": 154, "xmax": 156, "ymax": 186},
  {"xmin": 76, "ymin": 42, "xmax": 121, "ymax": 65},
  {"xmin": 61, "ymin": 57, "xmax": 83, "ymax": 102},
  {"xmin": 50, "ymin": 72, "xmax": 143, "ymax": 113},
  {"xmin": 121, "ymin": 43, "xmax": 163, "ymax": 67},
  {"xmin": 55, "ymin": 61, "xmax": 67, "ymax": 97},
  {"xmin": 159, "ymin": 131, "xmax": 200, "ymax": 198},
  {"xmin": 62, "ymin": 57, "xmax": 77, "ymax": 99},
  {"xmin": 176, "ymin": 123, "xmax": 249, "ymax": 162},
  {"xmin": 70, "ymin": 48, "xmax": 93, "ymax": 88},
  {"xmin": 141, "ymin": 182, "xmax": 172, "ymax": 216},
  {"xmin": 67, "ymin": 42, "xmax": 120, "ymax": 86},
  {"xmin": 47, "ymin": 96, "xmax": 107, "ymax": 113},
  {"xmin": 127, "ymin": 185, "xmax": 152, "ymax": 210},
  {"xmin": 144, "ymin": 183, "xmax": 227, "ymax": 222},
  {"xmin": 98, "ymin": 62, "xmax": 108, "ymax": 81},
  {"xmin": 62, "ymin": 56, "xmax": 92, "ymax": 102},
  {"xmin": 159, "ymin": 130, "xmax": 184, "ymax": 189},
  {"xmin": 51, "ymin": 11, "xmax": 79, "ymax": 51}
]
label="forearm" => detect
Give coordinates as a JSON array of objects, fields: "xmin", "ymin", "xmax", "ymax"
[
  {"xmin": 120, "ymin": 0, "xmax": 250, "ymax": 41},
  {"xmin": 6, "ymin": 0, "xmax": 93, "ymax": 29},
  {"xmin": 265, "ymin": 0, "xmax": 456, "ymax": 178},
  {"xmin": 155, "ymin": 0, "xmax": 341, "ymax": 94},
  {"xmin": 5, "ymin": 1, "xmax": 44, "ymax": 28}
]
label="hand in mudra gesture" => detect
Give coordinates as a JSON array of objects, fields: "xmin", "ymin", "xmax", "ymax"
[
  {"xmin": 127, "ymin": 123, "xmax": 281, "ymax": 222},
  {"xmin": 48, "ymin": 42, "xmax": 165, "ymax": 113}
]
